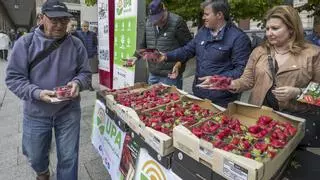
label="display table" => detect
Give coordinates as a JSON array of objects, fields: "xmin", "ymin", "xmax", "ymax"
[{"xmin": 91, "ymin": 85, "xmax": 312, "ymax": 180}]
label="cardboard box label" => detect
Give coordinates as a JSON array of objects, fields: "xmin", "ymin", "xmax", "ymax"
[
  {"xmin": 145, "ymin": 135, "xmax": 161, "ymax": 152},
  {"xmin": 223, "ymin": 159, "xmax": 248, "ymax": 180},
  {"xmin": 199, "ymin": 146, "xmax": 214, "ymax": 157}
]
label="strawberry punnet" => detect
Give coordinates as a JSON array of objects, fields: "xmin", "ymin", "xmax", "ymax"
[{"xmin": 208, "ymin": 75, "xmax": 232, "ymax": 90}]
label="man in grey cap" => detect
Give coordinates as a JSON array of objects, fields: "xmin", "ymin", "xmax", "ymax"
[
  {"xmin": 139, "ymin": 0, "xmax": 192, "ymax": 89},
  {"xmin": 5, "ymin": 0, "xmax": 91, "ymax": 179}
]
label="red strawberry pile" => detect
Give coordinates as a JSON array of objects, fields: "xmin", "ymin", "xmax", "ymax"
[
  {"xmin": 209, "ymin": 75, "xmax": 232, "ymax": 90},
  {"xmin": 115, "ymin": 84, "xmax": 180, "ymax": 111},
  {"xmin": 298, "ymin": 82, "xmax": 320, "ymax": 106},
  {"xmin": 138, "ymin": 100, "xmax": 219, "ymax": 136},
  {"xmin": 190, "ymin": 115, "xmax": 297, "ymax": 162}
]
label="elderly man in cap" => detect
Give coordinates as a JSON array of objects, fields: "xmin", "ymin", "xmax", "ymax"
[
  {"xmin": 139, "ymin": 0, "xmax": 192, "ymax": 89},
  {"xmin": 5, "ymin": 0, "xmax": 91, "ymax": 179}
]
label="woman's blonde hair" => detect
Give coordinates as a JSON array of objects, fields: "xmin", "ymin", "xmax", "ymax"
[{"xmin": 264, "ymin": 5, "xmax": 306, "ymax": 54}]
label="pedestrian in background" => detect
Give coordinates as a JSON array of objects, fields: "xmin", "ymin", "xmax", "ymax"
[
  {"xmin": 145, "ymin": 0, "xmax": 251, "ymax": 107},
  {"xmin": 305, "ymin": 18, "xmax": 320, "ymax": 46},
  {"xmin": 0, "ymin": 30, "xmax": 10, "ymax": 61},
  {"xmin": 139, "ymin": 0, "xmax": 192, "ymax": 89},
  {"xmin": 67, "ymin": 18, "xmax": 81, "ymax": 39},
  {"xmin": 5, "ymin": 0, "xmax": 91, "ymax": 180},
  {"xmin": 77, "ymin": 20, "xmax": 98, "ymax": 74},
  {"xmin": 251, "ymin": 32, "xmax": 263, "ymax": 50},
  {"xmin": 8, "ymin": 29, "xmax": 16, "ymax": 48}
]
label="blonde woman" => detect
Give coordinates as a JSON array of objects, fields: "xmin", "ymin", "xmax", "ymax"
[{"xmin": 200, "ymin": 5, "xmax": 320, "ymax": 147}]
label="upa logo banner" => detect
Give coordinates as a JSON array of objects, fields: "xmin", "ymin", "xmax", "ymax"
[
  {"xmin": 140, "ymin": 160, "xmax": 166, "ymax": 180},
  {"xmin": 135, "ymin": 149, "xmax": 176, "ymax": 180},
  {"xmin": 102, "ymin": 114, "xmax": 126, "ymax": 180}
]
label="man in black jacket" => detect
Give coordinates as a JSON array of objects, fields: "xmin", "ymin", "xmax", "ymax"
[{"xmin": 140, "ymin": 0, "xmax": 192, "ymax": 89}]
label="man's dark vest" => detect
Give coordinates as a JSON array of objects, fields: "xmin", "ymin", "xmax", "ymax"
[{"xmin": 145, "ymin": 13, "xmax": 187, "ymax": 76}]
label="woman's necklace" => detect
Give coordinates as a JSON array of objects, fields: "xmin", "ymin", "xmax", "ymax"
[{"xmin": 274, "ymin": 47, "xmax": 290, "ymax": 55}]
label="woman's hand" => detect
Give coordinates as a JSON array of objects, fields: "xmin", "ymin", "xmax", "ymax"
[
  {"xmin": 272, "ymin": 86, "xmax": 301, "ymax": 101},
  {"xmin": 228, "ymin": 81, "xmax": 237, "ymax": 93},
  {"xmin": 168, "ymin": 62, "xmax": 181, "ymax": 79}
]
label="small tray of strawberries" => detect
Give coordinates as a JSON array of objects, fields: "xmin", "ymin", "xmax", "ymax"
[
  {"xmin": 136, "ymin": 48, "xmax": 161, "ymax": 61},
  {"xmin": 54, "ymin": 85, "xmax": 73, "ymax": 99},
  {"xmin": 197, "ymin": 75, "xmax": 232, "ymax": 90},
  {"xmin": 297, "ymin": 82, "xmax": 320, "ymax": 107},
  {"xmin": 47, "ymin": 85, "xmax": 73, "ymax": 103}
]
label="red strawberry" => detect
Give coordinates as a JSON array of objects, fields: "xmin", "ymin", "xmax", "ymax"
[
  {"xmin": 267, "ymin": 150, "xmax": 277, "ymax": 158},
  {"xmin": 248, "ymin": 125, "xmax": 262, "ymax": 134},
  {"xmin": 304, "ymin": 95, "xmax": 315, "ymax": 104},
  {"xmin": 223, "ymin": 144, "xmax": 235, "ymax": 152},
  {"xmin": 230, "ymin": 137, "xmax": 240, "ymax": 145},
  {"xmin": 244, "ymin": 152, "xmax": 252, "ymax": 158},
  {"xmin": 170, "ymin": 93, "xmax": 180, "ymax": 101},
  {"xmin": 254, "ymin": 142, "xmax": 268, "ymax": 152},
  {"xmin": 240, "ymin": 139, "xmax": 251, "ymax": 150},
  {"xmin": 174, "ymin": 110, "xmax": 184, "ymax": 117},
  {"xmin": 288, "ymin": 126, "xmax": 297, "ymax": 136},
  {"xmin": 257, "ymin": 116, "xmax": 273, "ymax": 126},
  {"xmin": 212, "ymin": 140, "xmax": 223, "ymax": 148},
  {"xmin": 192, "ymin": 127, "xmax": 204, "ymax": 138},
  {"xmin": 270, "ymin": 139, "xmax": 286, "ymax": 148}
]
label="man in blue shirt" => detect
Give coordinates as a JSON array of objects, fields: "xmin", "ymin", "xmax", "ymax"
[{"xmin": 143, "ymin": 0, "xmax": 251, "ymax": 107}]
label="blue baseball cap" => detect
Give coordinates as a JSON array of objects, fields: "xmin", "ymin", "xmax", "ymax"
[
  {"xmin": 148, "ymin": 0, "xmax": 164, "ymax": 24},
  {"xmin": 41, "ymin": 0, "xmax": 73, "ymax": 18}
]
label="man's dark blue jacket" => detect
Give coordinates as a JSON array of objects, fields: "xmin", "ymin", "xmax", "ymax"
[{"xmin": 166, "ymin": 22, "xmax": 251, "ymax": 107}]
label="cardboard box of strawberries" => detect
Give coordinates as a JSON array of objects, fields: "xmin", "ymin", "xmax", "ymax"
[
  {"xmin": 102, "ymin": 83, "xmax": 223, "ymax": 156},
  {"xmin": 297, "ymin": 82, "xmax": 320, "ymax": 107},
  {"xmin": 173, "ymin": 101, "xmax": 305, "ymax": 180}
]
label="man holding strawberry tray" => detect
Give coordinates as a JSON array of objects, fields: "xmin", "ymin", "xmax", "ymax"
[{"xmin": 143, "ymin": 0, "xmax": 251, "ymax": 107}]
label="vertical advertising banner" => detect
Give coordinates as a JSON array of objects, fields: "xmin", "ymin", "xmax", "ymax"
[
  {"xmin": 98, "ymin": 0, "xmax": 114, "ymax": 89},
  {"xmin": 113, "ymin": 0, "xmax": 138, "ymax": 89},
  {"xmin": 98, "ymin": 0, "xmax": 110, "ymax": 71}
]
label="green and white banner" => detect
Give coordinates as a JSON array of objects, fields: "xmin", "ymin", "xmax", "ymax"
[
  {"xmin": 113, "ymin": 0, "xmax": 138, "ymax": 89},
  {"xmin": 91, "ymin": 100, "xmax": 126, "ymax": 179}
]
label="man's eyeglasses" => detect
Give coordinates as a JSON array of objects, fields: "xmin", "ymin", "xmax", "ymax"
[{"xmin": 45, "ymin": 15, "xmax": 70, "ymax": 25}]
